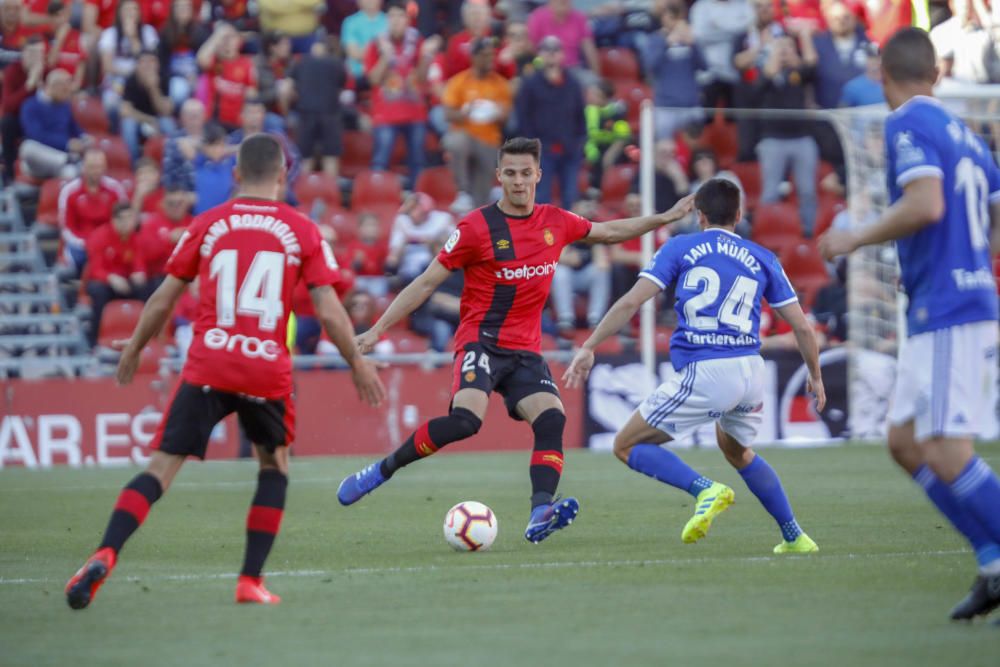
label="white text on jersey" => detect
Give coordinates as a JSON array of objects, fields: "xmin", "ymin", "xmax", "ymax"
[
  {"xmin": 684, "ymin": 331, "xmax": 758, "ymax": 346},
  {"xmin": 683, "ymin": 239, "xmax": 762, "ymax": 274},
  {"xmin": 203, "ymin": 328, "xmax": 281, "ymax": 361},
  {"xmin": 951, "ymin": 267, "xmax": 995, "ymax": 291},
  {"xmin": 200, "ymin": 214, "xmax": 303, "ymax": 264},
  {"xmin": 495, "ymin": 261, "xmax": 559, "ymax": 281}
]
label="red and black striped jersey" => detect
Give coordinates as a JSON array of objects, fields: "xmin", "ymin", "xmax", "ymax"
[{"xmin": 437, "ymin": 203, "xmax": 592, "ymax": 353}]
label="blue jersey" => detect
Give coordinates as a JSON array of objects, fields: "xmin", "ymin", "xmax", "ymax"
[
  {"xmin": 640, "ymin": 228, "xmax": 798, "ymax": 370},
  {"xmin": 885, "ymin": 96, "xmax": 1000, "ymax": 335}
]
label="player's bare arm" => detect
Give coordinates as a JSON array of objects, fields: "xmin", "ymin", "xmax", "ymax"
[
  {"xmin": 774, "ymin": 302, "xmax": 826, "ymax": 411},
  {"xmin": 114, "ymin": 276, "xmax": 189, "ymax": 386},
  {"xmin": 818, "ymin": 177, "xmax": 944, "ymax": 259},
  {"xmin": 355, "ymin": 259, "xmax": 452, "ymax": 354},
  {"xmin": 310, "ymin": 285, "xmax": 386, "ymax": 407},
  {"xmin": 582, "ymin": 194, "xmax": 695, "ymax": 245},
  {"xmin": 563, "ymin": 278, "xmax": 661, "ymax": 388}
]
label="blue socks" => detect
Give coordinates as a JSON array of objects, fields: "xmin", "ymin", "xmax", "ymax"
[
  {"xmin": 950, "ymin": 457, "xmax": 1000, "ymax": 559},
  {"xmin": 914, "ymin": 465, "xmax": 1000, "ymax": 568},
  {"xmin": 738, "ymin": 455, "xmax": 802, "ymax": 543},
  {"xmin": 626, "ymin": 445, "xmax": 714, "ymax": 498}
]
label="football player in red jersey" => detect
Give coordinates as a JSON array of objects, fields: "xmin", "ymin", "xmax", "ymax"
[
  {"xmin": 65, "ymin": 134, "xmax": 385, "ymax": 609},
  {"xmin": 339, "ymin": 136, "xmax": 693, "ymax": 543}
]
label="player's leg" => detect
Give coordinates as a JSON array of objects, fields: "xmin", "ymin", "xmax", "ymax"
[
  {"xmin": 896, "ymin": 324, "xmax": 1000, "ymax": 618},
  {"xmin": 234, "ymin": 394, "xmax": 295, "ymax": 604},
  {"xmin": 716, "ymin": 424, "xmax": 817, "ymax": 554},
  {"xmin": 613, "ymin": 411, "xmax": 715, "ymax": 499},
  {"xmin": 337, "ymin": 345, "xmax": 498, "ymax": 506},
  {"xmin": 66, "ymin": 382, "xmax": 228, "ymax": 609}
]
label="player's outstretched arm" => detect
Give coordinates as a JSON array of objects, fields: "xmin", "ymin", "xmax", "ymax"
[
  {"xmin": 355, "ymin": 259, "xmax": 452, "ymax": 354},
  {"xmin": 583, "ymin": 194, "xmax": 695, "ymax": 245},
  {"xmin": 311, "ymin": 284, "xmax": 386, "ymax": 407},
  {"xmin": 563, "ymin": 277, "xmax": 661, "ymax": 388},
  {"xmin": 113, "ymin": 276, "xmax": 188, "ymax": 385},
  {"xmin": 775, "ymin": 301, "xmax": 827, "ymax": 411},
  {"xmin": 818, "ymin": 177, "xmax": 943, "ymax": 260}
]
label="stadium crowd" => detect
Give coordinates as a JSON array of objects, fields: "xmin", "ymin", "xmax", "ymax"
[{"xmin": 0, "ymin": 0, "xmax": 997, "ymax": 359}]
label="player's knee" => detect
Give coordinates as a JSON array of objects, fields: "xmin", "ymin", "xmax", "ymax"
[
  {"xmin": 887, "ymin": 427, "xmax": 921, "ymax": 474},
  {"xmin": 450, "ymin": 407, "xmax": 483, "ymax": 439},
  {"xmin": 531, "ymin": 408, "xmax": 566, "ymax": 448},
  {"xmin": 612, "ymin": 432, "xmax": 635, "ymax": 464}
]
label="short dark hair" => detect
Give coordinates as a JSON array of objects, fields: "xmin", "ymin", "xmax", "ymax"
[
  {"xmin": 881, "ymin": 27, "xmax": 937, "ymax": 84},
  {"xmin": 385, "ymin": 0, "xmax": 408, "ymax": 13},
  {"xmin": 238, "ymin": 133, "xmax": 285, "ymax": 185},
  {"xmin": 694, "ymin": 178, "xmax": 741, "ymax": 227},
  {"xmin": 497, "ymin": 137, "xmax": 541, "ymax": 165},
  {"xmin": 112, "ymin": 201, "xmax": 133, "ymax": 218}
]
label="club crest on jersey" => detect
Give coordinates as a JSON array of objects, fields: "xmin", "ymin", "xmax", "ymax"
[
  {"xmin": 495, "ymin": 238, "xmax": 511, "ymax": 251},
  {"xmin": 543, "ymin": 228, "xmax": 554, "ymax": 246},
  {"xmin": 894, "ymin": 131, "xmax": 925, "ymax": 168},
  {"xmin": 465, "ymin": 371, "xmax": 476, "ymax": 382},
  {"xmin": 445, "ymin": 229, "xmax": 461, "ymax": 253}
]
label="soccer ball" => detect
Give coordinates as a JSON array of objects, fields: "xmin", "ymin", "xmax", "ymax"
[{"xmin": 443, "ymin": 501, "xmax": 498, "ymax": 552}]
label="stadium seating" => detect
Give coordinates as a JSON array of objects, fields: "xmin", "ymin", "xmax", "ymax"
[
  {"xmin": 815, "ymin": 195, "xmax": 847, "ymax": 237},
  {"xmin": 780, "ymin": 241, "xmax": 830, "ymax": 307},
  {"xmin": 729, "ymin": 162, "xmax": 762, "ymax": 212},
  {"xmin": 698, "ymin": 118, "xmax": 739, "ymax": 168},
  {"xmin": 294, "ymin": 172, "xmax": 342, "ymax": 211},
  {"xmin": 323, "ymin": 209, "xmax": 359, "ymax": 245},
  {"xmin": 600, "ymin": 163, "xmax": 639, "ymax": 208},
  {"xmin": 751, "ymin": 201, "xmax": 802, "ymax": 255},
  {"xmin": 71, "ymin": 95, "xmax": 110, "ymax": 135},
  {"xmin": 614, "ymin": 82, "xmax": 652, "ymax": 128},
  {"xmin": 414, "ymin": 166, "xmax": 458, "ymax": 210},
  {"xmin": 143, "ymin": 135, "xmax": 166, "ymax": 164},
  {"xmin": 599, "ymin": 47, "xmax": 640, "ymax": 85},
  {"xmin": 341, "ymin": 131, "xmax": 374, "ymax": 179},
  {"xmin": 35, "ymin": 179, "xmax": 65, "ymax": 228},
  {"xmin": 351, "ymin": 170, "xmax": 403, "ymax": 218},
  {"xmin": 97, "ymin": 300, "xmax": 144, "ymax": 348},
  {"xmin": 95, "ymin": 135, "xmax": 132, "ymax": 172}
]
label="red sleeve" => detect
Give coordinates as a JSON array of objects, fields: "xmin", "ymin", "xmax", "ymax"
[
  {"xmin": 561, "ymin": 209, "xmax": 593, "ymax": 245},
  {"xmin": 130, "ymin": 236, "xmax": 147, "ymax": 275},
  {"xmin": 59, "ymin": 188, "xmax": 77, "ymax": 232},
  {"xmin": 164, "ymin": 219, "xmax": 204, "ymax": 281},
  {"xmin": 1, "ymin": 65, "xmax": 30, "ymax": 116},
  {"xmin": 245, "ymin": 56, "xmax": 258, "ymax": 86},
  {"xmin": 363, "ymin": 40, "xmax": 380, "ymax": 75},
  {"xmin": 86, "ymin": 227, "xmax": 109, "ymax": 282},
  {"xmin": 300, "ymin": 223, "xmax": 342, "ymax": 288},
  {"xmin": 436, "ymin": 217, "xmax": 481, "ymax": 270}
]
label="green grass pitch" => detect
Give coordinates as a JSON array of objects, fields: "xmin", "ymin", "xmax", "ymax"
[{"xmin": 2, "ymin": 443, "xmax": 1000, "ymax": 666}]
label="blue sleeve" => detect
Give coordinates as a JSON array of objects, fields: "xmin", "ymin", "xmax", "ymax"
[
  {"xmin": 762, "ymin": 254, "xmax": 798, "ymax": 307},
  {"xmin": 641, "ymin": 33, "xmax": 666, "ymax": 74},
  {"xmin": 638, "ymin": 242, "xmax": 680, "ymax": 290},
  {"xmin": 887, "ymin": 115, "xmax": 944, "ymax": 189}
]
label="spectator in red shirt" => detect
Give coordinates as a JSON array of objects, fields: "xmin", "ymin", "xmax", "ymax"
[
  {"xmin": 46, "ymin": 1, "xmax": 86, "ymax": 90},
  {"xmin": 85, "ymin": 201, "xmax": 150, "ymax": 347},
  {"xmin": 364, "ymin": 0, "xmax": 441, "ymax": 186},
  {"xmin": 138, "ymin": 0, "xmax": 171, "ymax": 30},
  {"xmin": 131, "ymin": 156, "xmax": 165, "ymax": 216},
  {"xmin": 21, "ymin": 0, "xmax": 55, "ymax": 34},
  {"xmin": 59, "ymin": 148, "xmax": 129, "ymax": 271},
  {"xmin": 1, "ymin": 37, "xmax": 45, "ymax": 179},
  {"xmin": 342, "ymin": 212, "xmax": 390, "ymax": 297},
  {"xmin": 0, "ymin": 0, "xmax": 33, "ymax": 64},
  {"xmin": 197, "ymin": 21, "xmax": 258, "ymax": 130},
  {"xmin": 442, "ymin": 0, "xmax": 495, "ymax": 80},
  {"xmin": 139, "ymin": 184, "xmax": 193, "ymax": 280},
  {"xmin": 83, "ymin": 0, "xmax": 119, "ymax": 38}
]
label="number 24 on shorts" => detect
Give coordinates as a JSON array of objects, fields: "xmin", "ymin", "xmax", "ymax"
[{"xmin": 462, "ymin": 351, "xmax": 491, "ymax": 375}]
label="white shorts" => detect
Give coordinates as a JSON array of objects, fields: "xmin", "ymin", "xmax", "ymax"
[
  {"xmin": 638, "ymin": 355, "xmax": 765, "ymax": 446},
  {"xmin": 889, "ymin": 320, "xmax": 999, "ymax": 441}
]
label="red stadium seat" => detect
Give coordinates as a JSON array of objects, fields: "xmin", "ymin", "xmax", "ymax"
[
  {"xmin": 550, "ymin": 167, "xmax": 593, "ymax": 208},
  {"xmin": 752, "ymin": 201, "xmax": 802, "ymax": 255},
  {"xmin": 72, "ymin": 95, "xmax": 110, "ymax": 135},
  {"xmin": 697, "ymin": 119, "xmax": 738, "ymax": 168},
  {"xmin": 341, "ymin": 131, "xmax": 374, "ymax": 178},
  {"xmin": 96, "ymin": 135, "xmax": 132, "ymax": 172},
  {"xmin": 599, "ymin": 47, "xmax": 640, "ymax": 84},
  {"xmin": 600, "ymin": 163, "xmax": 638, "ymax": 207},
  {"xmin": 614, "ymin": 82, "xmax": 652, "ymax": 128},
  {"xmin": 14, "ymin": 159, "xmax": 44, "ymax": 187},
  {"xmin": 143, "ymin": 134, "xmax": 166, "ymax": 164},
  {"xmin": 352, "ymin": 170, "xmax": 403, "ymax": 215},
  {"xmin": 729, "ymin": 162, "xmax": 761, "ymax": 212},
  {"xmin": 323, "ymin": 209, "xmax": 359, "ymax": 245},
  {"xmin": 414, "ymin": 166, "xmax": 458, "ymax": 209},
  {"xmin": 294, "ymin": 172, "xmax": 342, "ymax": 210},
  {"xmin": 780, "ymin": 241, "xmax": 830, "ymax": 307},
  {"xmin": 135, "ymin": 340, "xmax": 169, "ymax": 376},
  {"xmin": 97, "ymin": 299, "xmax": 145, "ymax": 347},
  {"xmin": 815, "ymin": 195, "xmax": 847, "ymax": 237},
  {"xmin": 36, "ymin": 178, "xmax": 66, "ymax": 227}
]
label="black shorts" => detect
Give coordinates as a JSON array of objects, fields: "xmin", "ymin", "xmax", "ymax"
[
  {"xmin": 451, "ymin": 343, "xmax": 560, "ymax": 420},
  {"xmin": 150, "ymin": 382, "xmax": 296, "ymax": 459},
  {"xmin": 297, "ymin": 112, "xmax": 343, "ymax": 158}
]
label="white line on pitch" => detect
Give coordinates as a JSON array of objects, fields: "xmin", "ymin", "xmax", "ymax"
[{"xmin": 0, "ymin": 549, "xmax": 967, "ymax": 586}]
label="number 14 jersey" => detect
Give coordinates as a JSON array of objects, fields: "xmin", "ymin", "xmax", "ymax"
[
  {"xmin": 640, "ymin": 228, "xmax": 798, "ymax": 371},
  {"xmin": 166, "ymin": 197, "xmax": 341, "ymax": 399}
]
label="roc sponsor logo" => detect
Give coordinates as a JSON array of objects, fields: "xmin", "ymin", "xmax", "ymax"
[{"xmin": 203, "ymin": 328, "xmax": 281, "ymax": 361}]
